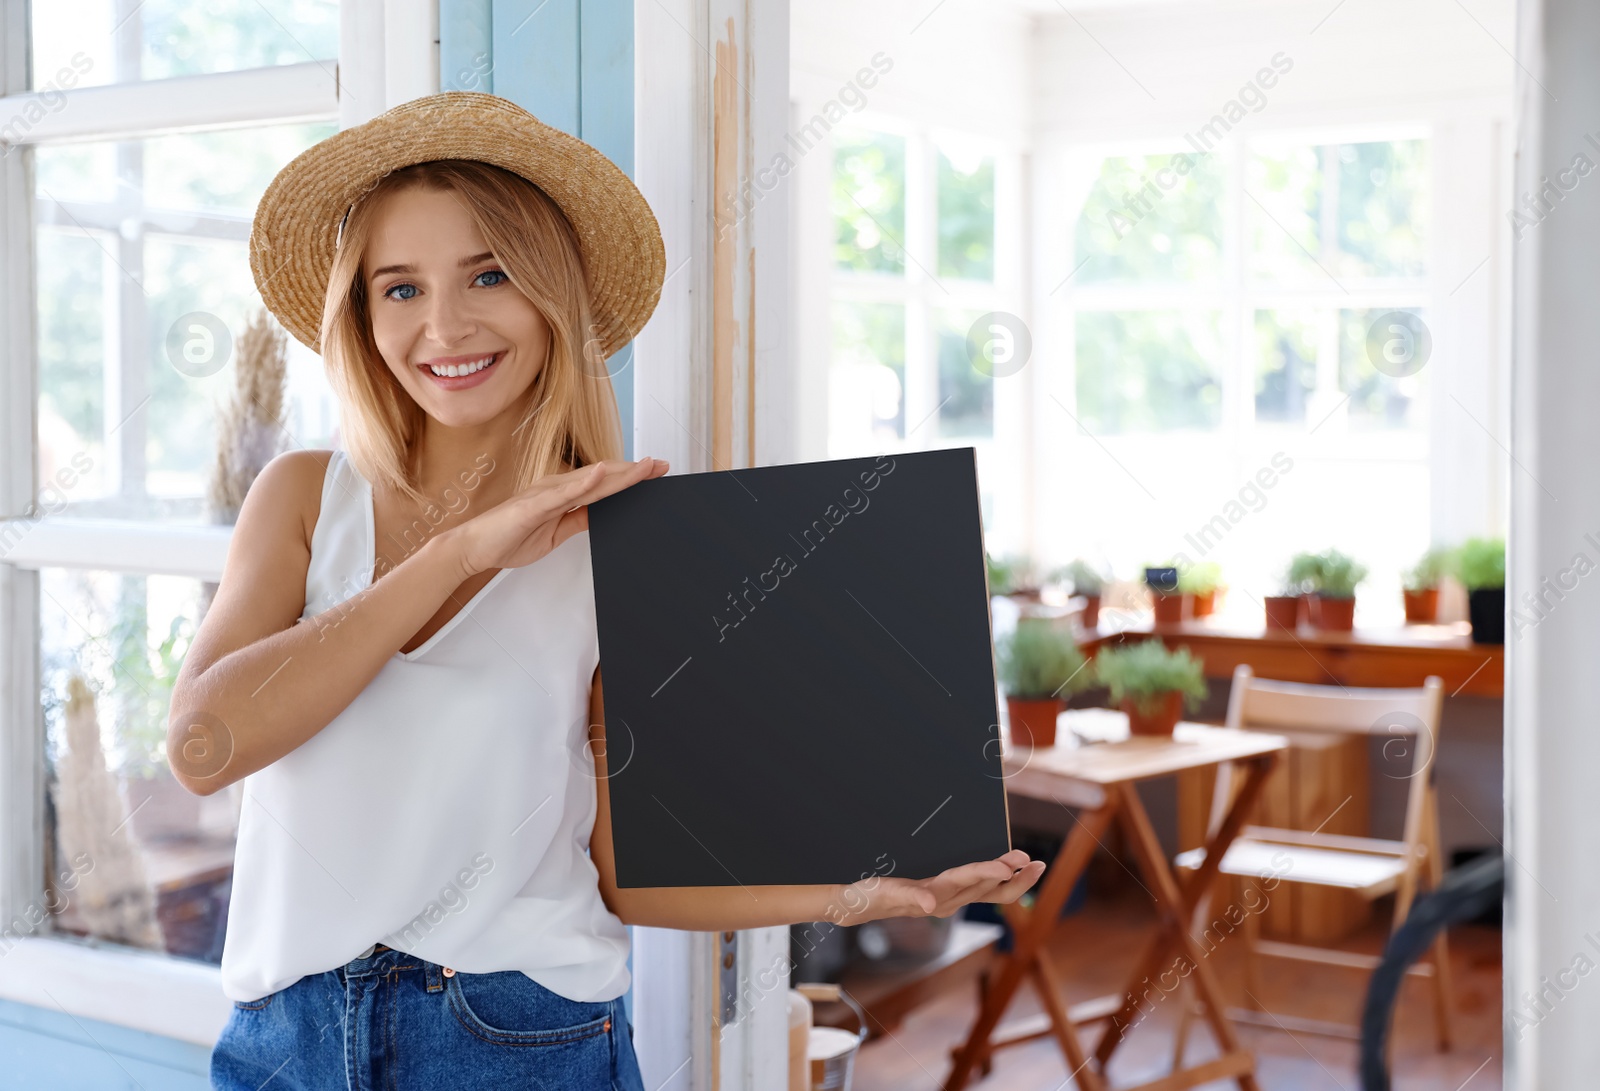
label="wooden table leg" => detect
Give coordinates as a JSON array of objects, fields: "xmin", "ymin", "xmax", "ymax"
[
  {"xmin": 1091, "ymin": 754, "xmax": 1279, "ymax": 1069},
  {"xmin": 943, "ymin": 801, "xmax": 1117, "ymax": 1091},
  {"xmin": 1111, "ymin": 780, "xmax": 1261, "ymax": 1091},
  {"xmin": 1029, "ymin": 945, "xmax": 1109, "ymax": 1091}
]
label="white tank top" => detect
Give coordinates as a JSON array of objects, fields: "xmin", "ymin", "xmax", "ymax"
[{"xmin": 217, "ymin": 449, "xmax": 630, "ymax": 1004}]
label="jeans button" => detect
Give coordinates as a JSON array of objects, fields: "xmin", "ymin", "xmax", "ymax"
[{"xmin": 443, "ymin": 966, "xmax": 455, "ymax": 977}]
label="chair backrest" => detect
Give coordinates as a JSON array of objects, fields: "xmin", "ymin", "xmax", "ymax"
[{"xmin": 1211, "ymin": 665, "xmax": 1446, "ymax": 852}]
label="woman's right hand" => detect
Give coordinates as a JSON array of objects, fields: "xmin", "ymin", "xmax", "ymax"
[{"xmin": 445, "ymin": 456, "xmax": 670, "ymax": 578}]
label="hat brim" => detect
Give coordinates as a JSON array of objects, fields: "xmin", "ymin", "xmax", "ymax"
[{"xmin": 248, "ymin": 91, "xmax": 665, "ymax": 360}]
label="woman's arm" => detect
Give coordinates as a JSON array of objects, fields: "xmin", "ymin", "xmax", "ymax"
[
  {"xmin": 167, "ymin": 453, "xmax": 665, "ymax": 796},
  {"xmin": 586, "ymin": 668, "xmax": 1045, "ymax": 931},
  {"xmin": 166, "ymin": 450, "xmax": 470, "ymax": 795}
]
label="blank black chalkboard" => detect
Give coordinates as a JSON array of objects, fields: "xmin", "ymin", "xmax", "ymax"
[{"xmin": 586, "ymin": 447, "xmax": 1011, "ymax": 889}]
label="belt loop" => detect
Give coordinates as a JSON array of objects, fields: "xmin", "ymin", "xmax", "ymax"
[{"xmin": 425, "ymin": 959, "xmax": 444, "ymax": 993}]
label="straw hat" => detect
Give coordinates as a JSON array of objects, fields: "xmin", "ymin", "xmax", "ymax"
[{"xmin": 248, "ymin": 91, "xmax": 665, "ymax": 359}]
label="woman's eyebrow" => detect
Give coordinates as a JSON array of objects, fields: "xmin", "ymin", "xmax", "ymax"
[{"xmin": 369, "ymin": 251, "xmax": 496, "ymax": 281}]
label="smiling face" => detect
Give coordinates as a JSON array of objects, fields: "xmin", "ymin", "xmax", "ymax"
[{"xmin": 363, "ymin": 185, "xmax": 551, "ymax": 430}]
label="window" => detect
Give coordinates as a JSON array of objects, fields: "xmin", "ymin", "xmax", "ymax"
[
  {"xmin": 7, "ymin": 3, "xmax": 341, "ymax": 973},
  {"xmin": 828, "ymin": 122, "xmax": 1021, "ymax": 546},
  {"xmin": 1056, "ymin": 133, "xmax": 1432, "ymax": 608}
]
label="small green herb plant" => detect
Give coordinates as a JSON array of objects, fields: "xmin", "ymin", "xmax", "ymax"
[
  {"xmin": 986, "ymin": 552, "xmax": 1038, "ymax": 596},
  {"xmin": 996, "ymin": 623, "xmax": 1089, "ymax": 700},
  {"xmin": 1286, "ymin": 551, "xmax": 1323, "ymax": 595},
  {"xmin": 1402, "ymin": 547, "xmax": 1453, "ymax": 591},
  {"xmin": 1313, "ymin": 549, "xmax": 1368, "ymax": 598},
  {"xmin": 1092, "ymin": 641, "xmax": 1208, "ymax": 716},
  {"xmin": 1177, "ymin": 561, "xmax": 1223, "ymax": 595},
  {"xmin": 1455, "ymin": 536, "xmax": 1506, "ymax": 590},
  {"xmin": 1052, "ymin": 559, "xmax": 1106, "ymax": 596},
  {"xmin": 1287, "ymin": 548, "xmax": 1368, "ymax": 598}
]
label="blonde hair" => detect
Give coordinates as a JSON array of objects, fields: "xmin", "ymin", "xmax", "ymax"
[{"xmin": 318, "ymin": 159, "xmax": 623, "ymax": 504}]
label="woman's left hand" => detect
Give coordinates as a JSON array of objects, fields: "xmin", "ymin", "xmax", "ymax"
[{"xmin": 830, "ymin": 849, "xmax": 1047, "ymax": 923}]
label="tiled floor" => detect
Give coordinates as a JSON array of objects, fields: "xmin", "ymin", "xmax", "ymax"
[{"xmin": 848, "ymin": 865, "xmax": 1501, "ymax": 1090}]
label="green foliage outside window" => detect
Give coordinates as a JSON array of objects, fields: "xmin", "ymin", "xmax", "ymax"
[
  {"xmin": 833, "ymin": 127, "xmax": 906, "ymax": 274},
  {"xmin": 1074, "ymin": 310, "xmax": 1223, "ymax": 434}
]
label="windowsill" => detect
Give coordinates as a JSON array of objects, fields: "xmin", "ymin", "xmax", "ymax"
[{"xmin": 0, "ymin": 936, "xmax": 229, "ymax": 1047}]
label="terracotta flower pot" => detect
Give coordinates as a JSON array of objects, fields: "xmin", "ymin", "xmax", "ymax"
[
  {"xmin": 1190, "ymin": 590, "xmax": 1216, "ymax": 618},
  {"xmin": 1314, "ymin": 594, "xmax": 1356, "ymax": 631},
  {"xmin": 1151, "ymin": 591, "xmax": 1189, "ymax": 625},
  {"xmin": 1264, "ymin": 595, "xmax": 1300, "ymax": 632},
  {"xmin": 1123, "ymin": 692, "xmax": 1184, "ymax": 737},
  {"xmin": 1403, "ymin": 587, "xmax": 1440, "ymax": 623},
  {"xmin": 1080, "ymin": 594, "xmax": 1101, "ymax": 630},
  {"xmin": 1006, "ymin": 696, "xmax": 1064, "ymax": 749}
]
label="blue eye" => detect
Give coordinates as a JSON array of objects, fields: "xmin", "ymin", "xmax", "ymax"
[{"xmin": 381, "ymin": 268, "xmax": 507, "ymax": 301}]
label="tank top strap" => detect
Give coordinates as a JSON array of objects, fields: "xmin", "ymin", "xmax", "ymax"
[{"xmin": 302, "ymin": 448, "xmax": 377, "ymax": 621}]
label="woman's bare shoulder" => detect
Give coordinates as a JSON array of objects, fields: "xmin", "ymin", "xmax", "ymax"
[{"xmin": 240, "ymin": 449, "xmax": 338, "ymax": 545}]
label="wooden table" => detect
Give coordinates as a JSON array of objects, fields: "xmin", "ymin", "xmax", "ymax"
[
  {"xmin": 1082, "ymin": 617, "xmax": 1503, "ymax": 698},
  {"xmin": 944, "ymin": 710, "xmax": 1287, "ymax": 1091}
]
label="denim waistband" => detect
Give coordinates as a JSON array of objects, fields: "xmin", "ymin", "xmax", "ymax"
[{"xmin": 336, "ymin": 943, "xmax": 449, "ymax": 993}]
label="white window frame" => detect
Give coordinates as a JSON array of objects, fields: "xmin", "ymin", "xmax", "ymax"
[
  {"xmin": 825, "ymin": 112, "xmax": 1028, "ymax": 551},
  {"xmin": 0, "ymin": 0, "xmax": 437, "ymax": 1046},
  {"xmin": 1061, "ymin": 121, "xmax": 1435, "ymax": 460}
]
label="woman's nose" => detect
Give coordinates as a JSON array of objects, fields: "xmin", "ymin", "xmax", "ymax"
[{"xmin": 421, "ymin": 291, "xmax": 478, "ymax": 345}]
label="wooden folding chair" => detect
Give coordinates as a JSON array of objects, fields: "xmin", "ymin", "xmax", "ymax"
[{"xmin": 1171, "ymin": 665, "xmax": 1452, "ymax": 1056}]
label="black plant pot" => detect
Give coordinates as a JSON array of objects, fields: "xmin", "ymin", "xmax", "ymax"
[{"xmin": 1468, "ymin": 587, "xmax": 1505, "ymax": 644}]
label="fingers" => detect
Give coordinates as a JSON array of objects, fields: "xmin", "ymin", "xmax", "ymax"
[
  {"xmin": 558, "ymin": 457, "xmax": 669, "ymax": 509},
  {"xmin": 927, "ymin": 853, "xmax": 1043, "ymax": 916}
]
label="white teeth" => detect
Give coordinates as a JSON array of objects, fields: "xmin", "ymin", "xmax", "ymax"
[{"xmin": 428, "ymin": 354, "xmax": 495, "ymax": 378}]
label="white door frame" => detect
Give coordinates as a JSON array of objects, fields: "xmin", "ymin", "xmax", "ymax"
[{"xmin": 632, "ymin": 0, "xmax": 794, "ymax": 1087}]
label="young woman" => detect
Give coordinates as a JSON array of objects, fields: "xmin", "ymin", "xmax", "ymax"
[{"xmin": 177, "ymin": 92, "xmax": 1044, "ymax": 1090}]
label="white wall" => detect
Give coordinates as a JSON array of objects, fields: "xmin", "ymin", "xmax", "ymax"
[
  {"xmin": 1031, "ymin": 0, "xmax": 1511, "ymax": 140},
  {"xmin": 1507, "ymin": 0, "xmax": 1600, "ymax": 1082}
]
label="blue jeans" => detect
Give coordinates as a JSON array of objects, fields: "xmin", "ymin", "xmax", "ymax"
[{"xmin": 211, "ymin": 945, "xmax": 647, "ymax": 1090}]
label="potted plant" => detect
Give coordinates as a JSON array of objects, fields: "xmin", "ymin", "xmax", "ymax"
[
  {"xmin": 1263, "ymin": 563, "xmax": 1305, "ymax": 632},
  {"xmin": 1286, "ymin": 551, "xmax": 1324, "ymax": 626},
  {"xmin": 1144, "ymin": 565, "xmax": 1189, "ymax": 625},
  {"xmin": 1178, "ymin": 561, "xmax": 1224, "ymax": 618},
  {"xmin": 1307, "ymin": 549, "xmax": 1368, "ymax": 631},
  {"xmin": 1456, "ymin": 536, "xmax": 1505, "ymax": 644},
  {"xmin": 996, "ymin": 621, "xmax": 1090, "ymax": 749},
  {"xmin": 1401, "ymin": 546, "xmax": 1452, "ymax": 623},
  {"xmin": 987, "ymin": 552, "xmax": 1042, "ymax": 602},
  {"xmin": 1053, "ymin": 559, "xmax": 1107, "ymax": 629},
  {"xmin": 1093, "ymin": 640, "xmax": 1209, "ymax": 737}
]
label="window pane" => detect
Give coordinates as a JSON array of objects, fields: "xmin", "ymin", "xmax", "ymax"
[
  {"xmin": 829, "ymin": 300, "xmax": 905, "ymax": 455},
  {"xmin": 1074, "ymin": 310, "xmax": 1223, "ymax": 434},
  {"xmin": 833, "ymin": 127, "xmax": 906, "ymax": 274},
  {"xmin": 935, "ymin": 309, "xmax": 994, "ymax": 438},
  {"xmin": 1337, "ymin": 141, "xmax": 1428, "ymax": 279},
  {"xmin": 30, "ymin": 0, "xmax": 339, "ymax": 91},
  {"xmin": 937, "ymin": 147, "xmax": 994, "ymax": 280},
  {"xmin": 1339, "ymin": 307, "xmax": 1430, "ymax": 431},
  {"xmin": 41, "ymin": 569, "xmax": 234, "ymax": 964},
  {"xmin": 1073, "ymin": 152, "xmax": 1225, "ymax": 285},
  {"xmin": 1254, "ymin": 309, "xmax": 1321, "ymax": 425},
  {"xmin": 1248, "ymin": 139, "xmax": 1429, "ymax": 284},
  {"xmin": 35, "ymin": 122, "xmax": 341, "ymax": 522}
]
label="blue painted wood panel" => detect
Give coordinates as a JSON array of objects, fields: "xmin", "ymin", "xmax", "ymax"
[
  {"xmin": 0, "ymin": 997, "xmax": 211, "ymax": 1089},
  {"xmin": 441, "ymin": 0, "xmax": 495, "ymax": 92},
  {"xmin": 487, "ymin": 0, "xmax": 637, "ymax": 457}
]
